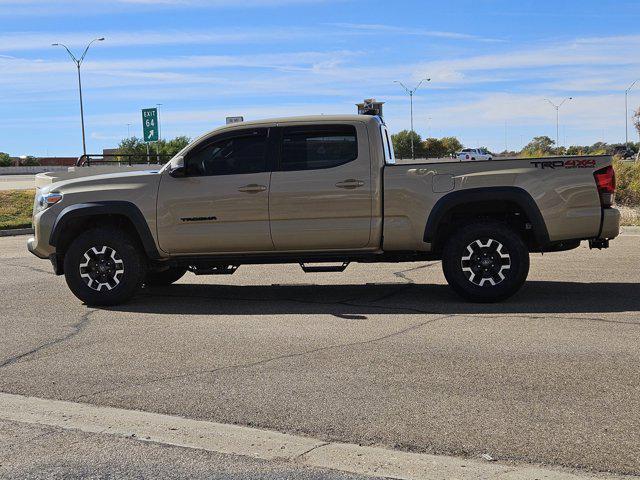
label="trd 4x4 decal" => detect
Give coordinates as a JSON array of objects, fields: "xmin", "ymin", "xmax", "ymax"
[{"xmin": 530, "ymin": 159, "xmax": 597, "ymax": 169}]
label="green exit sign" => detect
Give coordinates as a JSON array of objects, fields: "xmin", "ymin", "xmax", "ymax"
[{"xmin": 142, "ymin": 108, "xmax": 159, "ymax": 142}]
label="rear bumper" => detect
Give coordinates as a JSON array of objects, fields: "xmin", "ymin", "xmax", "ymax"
[{"xmin": 600, "ymin": 208, "xmax": 621, "ymax": 239}]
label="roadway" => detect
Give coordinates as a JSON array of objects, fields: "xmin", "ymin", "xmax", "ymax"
[
  {"xmin": 0, "ymin": 175, "xmax": 35, "ymax": 191},
  {"xmin": 0, "ymin": 230, "xmax": 638, "ymax": 478}
]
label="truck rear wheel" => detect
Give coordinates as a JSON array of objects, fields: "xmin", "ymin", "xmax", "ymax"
[
  {"xmin": 63, "ymin": 227, "xmax": 147, "ymax": 306},
  {"xmin": 442, "ymin": 221, "xmax": 529, "ymax": 302}
]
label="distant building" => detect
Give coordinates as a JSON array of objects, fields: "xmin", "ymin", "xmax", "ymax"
[
  {"xmin": 38, "ymin": 157, "xmax": 77, "ymax": 166},
  {"xmin": 103, "ymin": 148, "xmax": 119, "ymax": 161},
  {"xmin": 4, "ymin": 156, "xmax": 76, "ymax": 167},
  {"xmin": 356, "ymin": 98, "xmax": 384, "ymax": 117}
]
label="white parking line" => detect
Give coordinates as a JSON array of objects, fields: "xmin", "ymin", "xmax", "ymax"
[{"xmin": 0, "ymin": 392, "xmax": 630, "ymax": 480}]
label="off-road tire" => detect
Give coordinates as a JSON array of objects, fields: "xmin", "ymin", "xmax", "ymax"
[
  {"xmin": 442, "ymin": 221, "xmax": 529, "ymax": 302},
  {"xmin": 145, "ymin": 267, "xmax": 187, "ymax": 286},
  {"xmin": 63, "ymin": 227, "xmax": 147, "ymax": 306}
]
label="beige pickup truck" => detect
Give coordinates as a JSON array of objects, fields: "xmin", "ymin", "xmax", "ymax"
[{"xmin": 28, "ymin": 114, "xmax": 620, "ymax": 305}]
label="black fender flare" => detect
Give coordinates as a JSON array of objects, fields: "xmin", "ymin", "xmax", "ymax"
[
  {"xmin": 423, "ymin": 186, "xmax": 550, "ymax": 247},
  {"xmin": 49, "ymin": 201, "xmax": 161, "ymax": 259}
]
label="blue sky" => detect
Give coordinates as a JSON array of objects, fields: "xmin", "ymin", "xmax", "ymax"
[{"xmin": 1, "ymin": 0, "xmax": 640, "ymax": 156}]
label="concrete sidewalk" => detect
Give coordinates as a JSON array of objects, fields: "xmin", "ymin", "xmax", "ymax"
[{"xmin": 1, "ymin": 392, "xmax": 630, "ymax": 480}]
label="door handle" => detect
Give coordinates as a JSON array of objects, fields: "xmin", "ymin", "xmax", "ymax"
[
  {"xmin": 238, "ymin": 184, "xmax": 267, "ymax": 193},
  {"xmin": 335, "ymin": 179, "xmax": 365, "ymax": 189}
]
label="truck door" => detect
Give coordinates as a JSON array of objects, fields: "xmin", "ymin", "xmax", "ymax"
[
  {"xmin": 268, "ymin": 123, "xmax": 373, "ymax": 250},
  {"xmin": 156, "ymin": 128, "xmax": 274, "ymax": 254}
]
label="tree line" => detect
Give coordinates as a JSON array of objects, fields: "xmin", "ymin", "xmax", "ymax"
[
  {"xmin": 391, "ymin": 130, "xmax": 640, "ymax": 160},
  {"xmin": 115, "ymin": 136, "xmax": 191, "ymax": 163},
  {"xmin": 391, "ymin": 131, "xmax": 463, "ymax": 159}
]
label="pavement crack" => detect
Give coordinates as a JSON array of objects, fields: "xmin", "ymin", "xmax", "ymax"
[
  {"xmin": 393, "ymin": 262, "xmax": 438, "ymax": 284},
  {"xmin": 75, "ymin": 313, "xmax": 455, "ymax": 401},
  {"xmin": 2, "ymin": 260, "xmax": 53, "ymax": 275},
  {"xmin": 0, "ymin": 309, "xmax": 97, "ymax": 369},
  {"xmin": 295, "ymin": 442, "xmax": 330, "ymax": 459},
  {"xmin": 511, "ymin": 314, "xmax": 639, "ymax": 327}
]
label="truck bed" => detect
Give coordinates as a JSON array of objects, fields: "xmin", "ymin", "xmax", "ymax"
[{"xmin": 382, "ymin": 155, "xmax": 614, "ymax": 252}]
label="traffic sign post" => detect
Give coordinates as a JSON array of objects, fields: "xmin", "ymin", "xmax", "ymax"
[{"xmin": 142, "ymin": 108, "xmax": 159, "ymax": 142}]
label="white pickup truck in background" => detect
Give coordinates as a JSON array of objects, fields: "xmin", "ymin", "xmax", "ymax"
[{"xmin": 457, "ymin": 148, "xmax": 493, "ymax": 161}]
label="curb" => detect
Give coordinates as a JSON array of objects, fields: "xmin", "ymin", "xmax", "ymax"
[
  {"xmin": 0, "ymin": 392, "xmax": 633, "ymax": 480},
  {"xmin": 0, "ymin": 227, "xmax": 33, "ymax": 237}
]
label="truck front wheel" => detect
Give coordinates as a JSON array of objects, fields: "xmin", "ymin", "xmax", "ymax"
[
  {"xmin": 63, "ymin": 227, "xmax": 147, "ymax": 306},
  {"xmin": 442, "ymin": 221, "xmax": 529, "ymax": 302}
]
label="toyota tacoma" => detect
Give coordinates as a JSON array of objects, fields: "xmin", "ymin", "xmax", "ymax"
[{"xmin": 28, "ymin": 115, "xmax": 620, "ymax": 305}]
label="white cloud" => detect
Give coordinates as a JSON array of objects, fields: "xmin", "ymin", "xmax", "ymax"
[
  {"xmin": 0, "ymin": 0, "xmax": 337, "ymax": 15},
  {"xmin": 326, "ymin": 23, "xmax": 502, "ymax": 43},
  {"xmin": 0, "ymin": 30, "xmax": 309, "ymax": 52},
  {"xmin": 116, "ymin": 0, "xmax": 330, "ymax": 4}
]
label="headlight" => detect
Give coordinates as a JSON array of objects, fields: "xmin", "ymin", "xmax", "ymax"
[{"xmin": 34, "ymin": 192, "xmax": 63, "ymax": 214}]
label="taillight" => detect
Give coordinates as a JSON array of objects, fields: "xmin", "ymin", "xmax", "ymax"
[{"xmin": 594, "ymin": 165, "xmax": 615, "ymax": 207}]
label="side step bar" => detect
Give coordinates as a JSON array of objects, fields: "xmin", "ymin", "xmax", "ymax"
[
  {"xmin": 189, "ymin": 265, "xmax": 239, "ymax": 275},
  {"xmin": 299, "ymin": 262, "xmax": 350, "ymax": 273}
]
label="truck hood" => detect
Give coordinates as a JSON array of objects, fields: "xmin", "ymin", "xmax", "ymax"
[
  {"xmin": 46, "ymin": 169, "xmax": 162, "ymax": 195},
  {"xmin": 41, "ymin": 169, "xmax": 163, "ymax": 215}
]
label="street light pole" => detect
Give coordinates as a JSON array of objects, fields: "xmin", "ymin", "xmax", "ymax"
[
  {"xmin": 52, "ymin": 37, "xmax": 104, "ymax": 158},
  {"xmin": 625, "ymin": 80, "xmax": 638, "ymax": 146},
  {"xmin": 544, "ymin": 97, "xmax": 572, "ymax": 149},
  {"xmin": 155, "ymin": 103, "xmax": 163, "ymax": 163},
  {"xmin": 394, "ymin": 78, "xmax": 431, "ymax": 159},
  {"xmin": 156, "ymin": 103, "xmax": 163, "ymax": 141}
]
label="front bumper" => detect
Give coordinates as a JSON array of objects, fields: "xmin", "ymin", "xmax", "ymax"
[
  {"xmin": 27, "ymin": 236, "xmax": 63, "ymax": 274},
  {"xmin": 26, "ymin": 208, "xmax": 57, "ymax": 260},
  {"xmin": 27, "ymin": 236, "xmax": 48, "ymax": 259}
]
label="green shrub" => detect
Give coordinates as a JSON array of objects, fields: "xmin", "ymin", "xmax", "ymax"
[
  {"xmin": 0, "ymin": 152, "xmax": 12, "ymax": 167},
  {"xmin": 117, "ymin": 136, "xmax": 192, "ymax": 163},
  {"xmin": 613, "ymin": 158, "xmax": 640, "ymax": 206},
  {"xmin": 391, "ymin": 130, "xmax": 424, "ymax": 159}
]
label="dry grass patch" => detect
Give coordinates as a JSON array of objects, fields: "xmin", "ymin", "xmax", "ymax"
[
  {"xmin": 618, "ymin": 204, "xmax": 640, "ymax": 226},
  {"xmin": 0, "ymin": 189, "xmax": 33, "ymax": 229}
]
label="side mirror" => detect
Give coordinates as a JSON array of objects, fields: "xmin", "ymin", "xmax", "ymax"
[{"xmin": 168, "ymin": 155, "xmax": 185, "ymax": 177}]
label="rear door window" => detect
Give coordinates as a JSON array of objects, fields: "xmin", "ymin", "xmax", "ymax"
[{"xmin": 279, "ymin": 125, "xmax": 358, "ymax": 171}]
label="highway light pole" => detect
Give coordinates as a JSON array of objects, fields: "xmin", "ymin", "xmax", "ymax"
[
  {"xmin": 52, "ymin": 37, "xmax": 105, "ymax": 158},
  {"xmin": 625, "ymin": 80, "xmax": 638, "ymax": 146},
  {"xmin": 545, "ymin": 97, "xmax": 572, "ymax": 149},
  {"xmin": 394, "ymin": 78, "xmax": 431, "ymax": 159},
  {"xmin": 155, "ymin": 103, "xmax": 163, "ymax": 163}
]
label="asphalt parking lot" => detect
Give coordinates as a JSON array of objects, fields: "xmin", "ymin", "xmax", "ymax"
[{"xmin": 0, "ymin": 231, "xmax": 638, "ymax": 477}]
